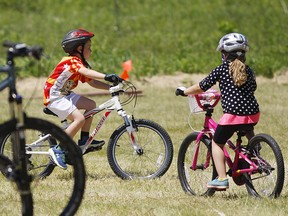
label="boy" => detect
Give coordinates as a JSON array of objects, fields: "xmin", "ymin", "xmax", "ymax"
[{"xmin": 44, "ymin": 29, "xmax": 120, "ymax": 169}]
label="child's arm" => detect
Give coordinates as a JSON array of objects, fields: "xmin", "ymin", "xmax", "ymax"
[
  {"xmin": 184, "ymin": 83, "xmax": 203, "ymax": 95},
  {"xmin": 79, "ymin": 67, "xmax": 121, "ymax": 89},
  {"xmin": 78, "ymin": 67, "xmax": 105, "ymax": 80},
  {"xmin": 176, "ymin": 83, "xmax": 203, "ymax": 96},
  {"xmin": 87, "ymin": 79, "xmax": 110, "ymax": 90}
]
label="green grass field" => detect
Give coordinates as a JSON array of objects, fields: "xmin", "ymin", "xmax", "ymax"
[
  {"xmin": 0, "ymin": 0, "xmax": 288, "ymax": 215},
  {"xmin": 0, "ymin": 0, "xmax": 287, "ymax": 78},
  {"xmin": 0, "ymin": 75, "xmax": 287, "ymax": 215}
]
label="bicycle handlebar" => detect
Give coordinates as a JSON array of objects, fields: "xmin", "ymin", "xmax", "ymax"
[
  {"xmin": 192, "ymin": 90, "xmax": 221, "ymax": 109},
  {"xmin": 3, "ymin": 41, "xmax": 43, "ymax": 60},
  {"xmin": 195, "ymin": 91, "xmax": 221, "ymax": 101},
  {"xmin": 0, "ymin": 41, "xmax": 44, "ymax": 91}
]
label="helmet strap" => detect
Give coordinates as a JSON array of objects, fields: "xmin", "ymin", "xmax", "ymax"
[
  {"xmin": 221, "ymin": 53, "xmax": 227, "ymax": 62},
  {"xmin": 76, "ymin": 44, "xmax": 91, "ymax": 69}
]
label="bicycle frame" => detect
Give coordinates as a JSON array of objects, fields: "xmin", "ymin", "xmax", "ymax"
[
  {"xmin": 0, "ymin": 44, "xmax": 32, "ymax": 181},
  {"xmin": 192, "ymin": 111, "xmax": 216, "ymax": 170},
  {"xmin": 80, "ymin": 86, "xmax": 140, "ymax": 154},
  {"xmin": 0, "ymin": 42, "xmax": 43, "ymax": 216},
  {"xmin": 26, "ymin": 82, "xmax": 140, "ymax": 155}
]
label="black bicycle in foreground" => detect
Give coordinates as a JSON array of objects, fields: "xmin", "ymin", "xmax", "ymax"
[{"xmin": 0, "ymin": 42, "xmax": 86, "ymax": 216}]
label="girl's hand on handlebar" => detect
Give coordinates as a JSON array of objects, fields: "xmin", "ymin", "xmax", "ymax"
[{"xmin": 175, "ymin": 87, "xmax": 187, "ymax": 97}]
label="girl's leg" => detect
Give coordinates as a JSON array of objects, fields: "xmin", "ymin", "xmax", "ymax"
[
  {"xmin": 211, "ymin": 141, "xmax": 227, "ymax": 179},
  {"xmin": 207, "ymin": 141, "xmax": 229, "ymax": 189}
]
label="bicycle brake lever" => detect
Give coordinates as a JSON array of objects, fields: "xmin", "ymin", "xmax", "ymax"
[{"xmin": 109, "ymin": 83, "xmax": 124, "ymax": 93}]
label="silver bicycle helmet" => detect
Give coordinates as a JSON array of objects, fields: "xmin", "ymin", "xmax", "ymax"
[{"xmin": 216, "ymin": 33, "xmax": 249, "ymax": 53}]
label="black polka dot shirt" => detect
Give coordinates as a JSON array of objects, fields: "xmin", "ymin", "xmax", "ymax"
[{"xmin": 199, "ymin": 61, "xmax": 260, "ymax": 116}]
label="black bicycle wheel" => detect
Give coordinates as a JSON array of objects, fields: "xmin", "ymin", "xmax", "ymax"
[
  {"xmin": 177, "ymin": 132, "xmax": 217, "ymax": 196},
  {"xmin": 0, "ymin": 154, "xmax": 33, "ymax": 216},
  {"xmin": 0, "ymin": 117, "xmax": 86, "ymax": 215},
  {"xmin": 244, "ymin": 133, "xmax": 285, "ymax": 198},
  {"xmin": 107, "ymin": 119, "xmax": 173, "ymax": 179}
]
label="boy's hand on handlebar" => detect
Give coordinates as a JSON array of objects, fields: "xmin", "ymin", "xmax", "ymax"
[
  {"xmin": 175, "ymin": 87, "xmax": 187, "ymax": 97},
  {"xmin": 104, "ymin": 74, "xmax": 121, "ymax": 83}
]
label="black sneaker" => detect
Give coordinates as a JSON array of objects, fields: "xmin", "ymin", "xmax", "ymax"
[{"xmin": 78, "ymin": 138, "xmax": 105, "ymax": 152}]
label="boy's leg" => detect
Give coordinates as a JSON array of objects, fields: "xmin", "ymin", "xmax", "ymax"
[
  {"xmin": 47, "ymin": 97, "xmax": 83, "ymax": 169},
  {"xmin": 75, "ymin": 96, "xmax": 96, "ymax": 133},
  {"xmin": 75, "ymin": 96, "xmax": 104, "ymax": 149},
  {"xmin": 66, "ymin": 109, "xmax": 86, "ymax": 138}
]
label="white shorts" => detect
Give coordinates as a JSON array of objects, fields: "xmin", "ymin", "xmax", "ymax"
[{"xmin": 47, "ymin": 92, "xmax": 81, "ymax": 120}]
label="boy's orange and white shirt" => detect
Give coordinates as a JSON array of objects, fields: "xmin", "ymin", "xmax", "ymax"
[{"xmin": 43, "ymin": 56, "xmax": 91, "ymax": 106}]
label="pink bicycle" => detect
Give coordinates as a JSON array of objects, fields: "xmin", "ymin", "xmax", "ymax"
[{"xmin": 176, "ymin": 90, "xmax": 285, "ymax": 198}]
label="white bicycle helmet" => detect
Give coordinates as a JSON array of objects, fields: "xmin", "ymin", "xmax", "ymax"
[{"xmin": 216, "ymin": 33, "xmax": 249, "ymax": 53}]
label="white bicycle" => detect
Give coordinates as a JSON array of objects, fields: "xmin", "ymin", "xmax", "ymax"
[{"xmin": 0, "ymin": 79, "xmax": 174, "ymax": 180}]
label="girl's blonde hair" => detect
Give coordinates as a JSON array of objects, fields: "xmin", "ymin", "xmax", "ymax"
[{"xmin": 229, "ymin": 58, "xmax": 247, "ymax": 87}]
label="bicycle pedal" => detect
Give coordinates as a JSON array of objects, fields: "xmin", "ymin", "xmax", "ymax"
[
  {"xmin": 38, "ymin": 162, "xmax": 56, "ymax": 179},
  {"xmin": 215, "ymin": 188, "xmax": 227, "ymax": 191}
]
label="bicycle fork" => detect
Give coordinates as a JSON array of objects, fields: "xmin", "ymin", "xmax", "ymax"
[
  {"xmin": 81, "ymin": 108, "xmax": 142, "ymax": 155},
  {"xmin": 118, "ymin": 109, "xmax": 143, "ymax": 155},
  {"xmin": 9, "ymin": 89, "xmax": 33, "ymax": 215},
  {"xmin": 191, "ymin": 133, "xmax": 212, "ymax": 170}
]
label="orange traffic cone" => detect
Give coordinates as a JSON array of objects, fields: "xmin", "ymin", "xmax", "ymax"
[{"xmin": 120, "ymin": 60, "xmax": 133, "ymax": 80}]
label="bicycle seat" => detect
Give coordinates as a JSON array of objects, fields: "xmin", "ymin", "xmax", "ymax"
[{"xmin": 43, "ymin": 108, "xmax": 58, "ymax": 117}]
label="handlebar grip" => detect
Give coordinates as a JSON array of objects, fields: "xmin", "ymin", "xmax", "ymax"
[
  {"xmin": 29, "ymin": 46, "xmax": 43, "ymax": 60},
  {"xmin": 3, "ymin": 41, "xmax": 19, "ymax": 48},
  {"xmin": 3, "ymin": 41, "xmax": 43, "ymax": 60}
]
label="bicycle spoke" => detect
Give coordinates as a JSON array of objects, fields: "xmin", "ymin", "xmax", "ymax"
[
  {"xmin": 108, "ymin": 119, "xmax": 173, "ymax": 179},
  {"xmin": 245, "ymin": 134, "xmax": 284, "ymax": 198},
  {"xmin": 178, "ymin": 132, "xmax": 216, "ymax": 196}
]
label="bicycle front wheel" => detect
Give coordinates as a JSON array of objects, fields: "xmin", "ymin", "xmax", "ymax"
[
  {"xmin": 0, "ymin": 117, "xmax": 86, "ymax": 215},
  {"xmin": 0, "ymin": 154, "xmax": 33, "ymax": 216},
  {"xmin": 177, "ymin": 132, "xmax": 217, "ymax": 196},
  {"xmin": 107, "ymin": 119, "xmax": 173, "ymax": 179},
  {"xmin": 245, "ymin": 133, "xmax": 285, "ymax": 198}
]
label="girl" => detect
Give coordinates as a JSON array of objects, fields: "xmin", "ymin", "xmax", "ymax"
[{"xmin": 176, "ymin": 33, "xmax": 260, "ymax": 189}]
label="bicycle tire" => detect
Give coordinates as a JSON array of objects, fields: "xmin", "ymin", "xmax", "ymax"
[
  {"xmin": 0, "ymin": 154, "xmax": 33, "ymax": 216},
  {"xmin": 177, "ymin": 132, "xmax": 217, "ymax": 196},
  {"xmin": 0, "ymin": 117, "xmax": 86, "ymax": 215},
  {"xmin": 244, "ymin": 133, "xmax": 285, "ymax": 198},
  {"xmin": 107, "ymin": 119, "xmax": 173, "ymax": 179}
]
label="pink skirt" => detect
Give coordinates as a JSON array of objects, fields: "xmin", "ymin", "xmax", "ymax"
[{"xmin": 218, "ymin": 112, "xmax": 260, "ymax": 125}]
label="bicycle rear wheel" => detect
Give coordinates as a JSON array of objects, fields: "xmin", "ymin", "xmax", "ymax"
[
  {"xmin": 0, "ymin": 154, "xmax": 33, "ymax": 216},
  {"xmin": 0, "ymin": 127, "xmax": 56, "ymax": 179},
  {"xmin": 0, "ymin": 117, "xmax": 86, "ymax": 215},
  {"xmin": 244, "ymin": 133, "xmax": 285, "ymax": 198},
  {"xmin": 107, "ymin": 119, "xmax": 173, "ymax": 179},
  {"xmin": 177, "ymin": 132, "xmax": 217, "ymax": 196}
]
